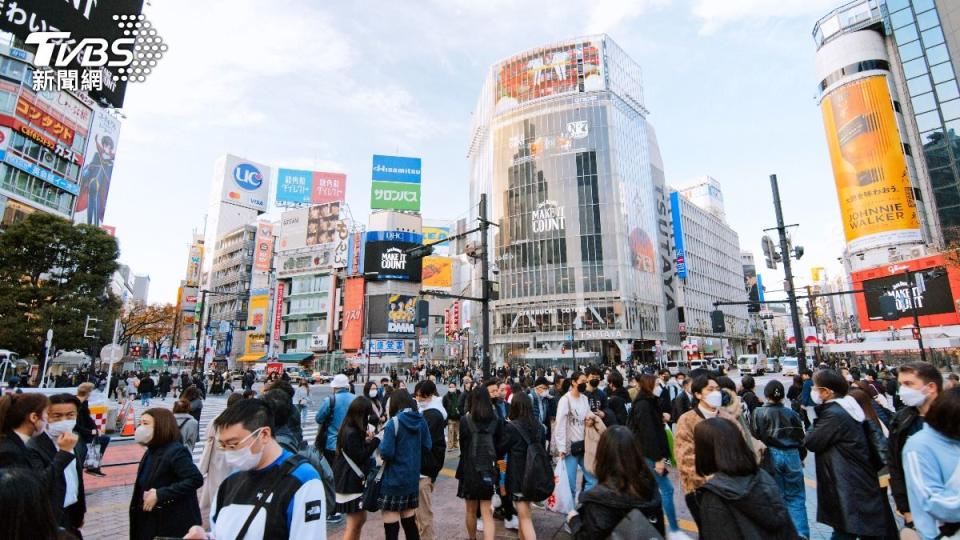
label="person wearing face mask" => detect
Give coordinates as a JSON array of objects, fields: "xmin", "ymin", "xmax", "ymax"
[
  {"xmin": 459, "ymin": 377, "xmax": 474, "ymax": 416},
  {"xmin": 555, "ymin": 372, "xmax": 598, "ymax": 499},
  {"xmin": 26, "ymin": 393, "xmax": 87, "ymax": 538},
  {"xmin": 129, "ymin": 407, "xmax": 203, "ymax": 540},
  {"xmin": 804, "ymin": 369, "xmax": 896, "ymax": 540},
  {"xmin": 414, "ymin": 381, "xmax": 447, "ymax": 540},
  {"xmin": 185, "ymin": 399, "xmax": 326, "ymax": 540},
  {"xmin": 364, "ymin": 381, "xmax": 385, "ymax": 429},
  {"xmin": 442, "ymin": 381, "xmax": 463, "ymax": 451},
  {"xmin": 888, "ymin": 361, "xmax": 943, "ymax": 530},
  {"xmin": 0, "ymin": 392, "xmax": 79, "ymax": 473},
  {"xmin": 529, "ymin": 376, "xmax": 551, "ymax": 435},
  {"xmin": 674, "ymin": 373, "xmax": 744, "ymax": 527},
  {"xmin": 583, "ymin": 367, "xmax": 607, "ymax": 422},
  {"xmin": 604, "ymin": 371, "xmax": 631, "ymax": 427}
]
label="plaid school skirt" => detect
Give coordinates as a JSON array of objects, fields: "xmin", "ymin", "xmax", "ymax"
[{"xmin": 377, "ymin": 492, "xmax": 419, "ymax": 512}]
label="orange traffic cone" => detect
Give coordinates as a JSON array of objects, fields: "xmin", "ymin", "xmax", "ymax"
[{"xmin": 121, "ymin": 403, "xmax": 136, "ymax": 437}]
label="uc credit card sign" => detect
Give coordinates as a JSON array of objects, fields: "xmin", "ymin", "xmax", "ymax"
[{"xmin": 372, "ymin": 155, "xmax": 421, "ymax": 183}]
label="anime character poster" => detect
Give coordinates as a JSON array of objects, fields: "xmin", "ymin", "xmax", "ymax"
[{"xmin": 73, "ymin": 107, "xmax": 121, "ymax": 226}]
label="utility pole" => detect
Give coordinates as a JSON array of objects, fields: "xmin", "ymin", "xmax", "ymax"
[
  {"xmin": 193, "ymin": 289, "xmax": 208, "ymax": 371},
  {"xmin": 479, "ymin": 193, "xmax": 492, "ymax": 379},
  {"xmin": 905, "ymin": 269, "xmax": 927, "ymax": 362},
  {"xmin": 770, "ymin": 174, "xmax": 808, "ymax": 373}
]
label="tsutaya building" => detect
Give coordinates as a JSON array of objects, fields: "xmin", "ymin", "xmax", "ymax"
[{"xmin": 468, "ymin": 35, "xmax": 682, "ymax": 366}]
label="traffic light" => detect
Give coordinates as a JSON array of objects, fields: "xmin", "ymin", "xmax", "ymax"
[
  {"xmin": 711, "ymin": 310, "xmax": 726, "ymax": 333},
  {"xmin": 406, "ymin": 244, "xmax": 434, "ymax": 260},
  {"xmin": 761, "ymin": 235, "xmax": 780, "ymax": 270},
  {"xmin": 415, "ymin": 300, "xmax": 429, "ymax": 328}
]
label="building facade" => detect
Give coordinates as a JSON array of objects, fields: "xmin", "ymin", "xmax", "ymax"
[
  {"xmin": 468, "ymin": 35, "xmax": 682, "ymax": 366},
  {"xmin": 0, "ymin": 34, "xmax": 121, "ymax": 230},
  {"xmin": 208, "ymin": 223, "xmax": 256, "ymax": 362},
  {"xmin": 672, "ymin": 186, "xmax": 752, "ymax": 359}
]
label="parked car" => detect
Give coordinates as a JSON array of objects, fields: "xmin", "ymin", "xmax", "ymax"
[
  {"xmin": 312, "ymin": 371, "xmax": 334, "ymax": 384},
  {"xmin": 689, "ymin": 359, "xmax": 709, "ymax": 371},
  {"xmin": 665, "ymin": 360, "xmax": 682, "ymax": 375},
  {"xmin": 736, "ymin": 353, "xmax": 768, "ymax": 375}
]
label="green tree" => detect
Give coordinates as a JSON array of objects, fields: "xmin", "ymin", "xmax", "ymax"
[{"xmin": 0, "ymin": 213, "xmax": 120, "ymax": 364}]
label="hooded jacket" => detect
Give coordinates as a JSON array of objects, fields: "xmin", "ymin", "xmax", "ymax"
[
  {"xmin": 698, "ymin": 471, "xmax": 800, "ymax": 540},
  {"xmin": 569, "ymin": 482, "xmax": 665, "ymax": 539},
  {"xmin": 902, "ymin": 424, "xmax": 960, "ymax": 540},
  {"xmin": 379, "ymin": 408, "xmax": 431, "ymax": 497},
  {"xmin": 418, "ymin": 396, "xmax": 447, "ymax": 481},
  {"xmin": 804, "ymin": 397, "xmax": 894, "ymax": 537}
]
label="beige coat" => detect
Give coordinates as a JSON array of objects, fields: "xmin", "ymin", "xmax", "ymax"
[
  {"xmin": 583, "ymin": 413, "xmax": 607, "ymax": 475},
  {"xmin": 674, "ymin": 402, "xmax": 744, "ymax": 494},
  {"xmin": 198, "ymin": 419, "xmax": 231, "ymax": 517}
]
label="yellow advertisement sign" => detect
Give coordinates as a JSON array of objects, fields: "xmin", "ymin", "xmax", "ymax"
[
  {"xmin": 820, "ymin": 75, "xmax": 921, "ymax": 251},
  {"xmin": 244, "ymin": 294, "xmax": 269, "ymax": 356},
  {"xmin": 811, "ymin": 267, "xmax": 825, "ymax": 283},
  {"xmin": 422, "ymin": 256, "xmax": 453, "ymax": 290}
]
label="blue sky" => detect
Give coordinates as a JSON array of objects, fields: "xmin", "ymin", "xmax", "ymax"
[{"xmin": 106, "ymin": 0, "xmax": 847, "ymax": 304}]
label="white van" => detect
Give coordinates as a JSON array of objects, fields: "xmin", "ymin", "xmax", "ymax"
[
  {"xmin": 737, "ymin": 354, "xmax": 768, "ymax": 375},
  {"xmin": 780, "ymin": 356, "xmax": 799, "ymax": 376},
  {"xmin": 665, "ymin": 360, "xmax": 682, "ymax": 375}
]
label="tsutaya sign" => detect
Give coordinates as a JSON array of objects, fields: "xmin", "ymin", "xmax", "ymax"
[{"xmin": 532, "ymin": 200, "xmax": 565, "ymax": 233}]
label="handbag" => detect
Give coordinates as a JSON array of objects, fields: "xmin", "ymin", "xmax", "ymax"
[
  {"xmin": 344, "ymin": 452, "xmax": 383, "ymax": 512},
  {"xmin": 570, "ymin": 440, "xmax": 585, "ymax": 457},
  {"xmin": 83, "ymin": 442, "xmax": 101, "ymax": 470}
]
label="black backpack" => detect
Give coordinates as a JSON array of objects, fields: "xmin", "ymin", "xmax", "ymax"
[
  {"xmin": 515, "ymin": 423, "xmax": 553, "ymax": 502},
  {"xmin": 464, "ymin": 416, "xmax": 497, "ymax": 487},
  {"xmin": 315, "ymin": 395, "xmax": 337, "ymax": 451}
]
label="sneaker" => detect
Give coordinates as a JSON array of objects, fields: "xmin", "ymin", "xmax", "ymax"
[
  {"xmin": 84, "ymin": 469, "xmax": 106, "ymax": 477},
  {"xmin": 504, "ymin": 516, "xmax": 519, "ymax": 530},
  {"xmin": 476, "ymin": 518, "xmax": 484, "ymax": 532},
  {"xmin": 326, "ymin": 513, "xmax": 344, "ymax": 525}
]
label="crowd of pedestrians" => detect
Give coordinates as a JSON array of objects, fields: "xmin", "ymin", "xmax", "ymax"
[{"xmin": 1, "ymin": 358, "xmax": 958, "ymax": 540}]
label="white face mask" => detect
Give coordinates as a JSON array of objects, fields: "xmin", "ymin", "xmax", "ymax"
[
  {"xmin": 898, "ymin": 386, "xmax": 928, "ymax": 408},
  {"xmin": 134, "ymin": 425, "xmax": 153, "ymax": 446},
  {"xmin": 47, "ymin": 419, "xmax": 76, "ymax": 439},
  {"xmin": 702, "ymin": 390, "xmax": 723, "ymax": 409},
  {"xmin": 811, "ymin": 391, "xmax": 824, "ymax": 405},
  {"xmin": 369, "ymin": 390, "xmax": 378, "ymax": 398},
  {"xmin": 223, "ymin": 428, "xmax": 265, "ymax": 471}
]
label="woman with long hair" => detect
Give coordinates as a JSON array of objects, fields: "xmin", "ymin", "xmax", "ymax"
[
  {"xmin": 378, "ymin": 389, "xmax": 430, "ymax": 540},
  {"xmin": 334, "ymin": 397, "xmax": 380, "ymax": 540},
  {"xmin": 567, "ymin": 425, "xmax": 665, "ymax": 538},
  {"xmin": 364, "ymin": 380, "xmax": 385, "ymax": 427},
  {"xmin": 457, "ymin": 387, "xmax": 503, "ymax": 540},
  {"xmin": 695, "ymin": 417, "xmax": 799, "ymax": 539},
  {"xmin": 0, "ymin": 467, "xmax": 76, "ymax": 539},
  {"xmin": 498, "ymin": 391, "xmax": 542, "ymax": 540},
  {"xmin": 180, "ymin": 385, "xmax": 203, "ymax": 423},
  {"xmin": 628, "ymin": 373, "xmax": 680, "ymax": 535},
  {"xmin": 129, "ymin": 408, "xmax": 203, "ymax": 540}
]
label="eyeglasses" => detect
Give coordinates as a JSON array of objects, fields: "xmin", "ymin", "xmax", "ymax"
[{"xmin": 217, "ymin": 427, "xmax": 263, "ymax": 451}]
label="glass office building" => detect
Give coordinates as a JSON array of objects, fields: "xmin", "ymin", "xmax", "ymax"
[{"xmin": 468, "ymin": 36, "xmax": 681, "ymax": 365}]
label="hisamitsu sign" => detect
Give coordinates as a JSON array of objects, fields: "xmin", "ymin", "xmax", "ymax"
[{"xmin": 372, "ymin": 155, "xmax": 421, "ymax": 183}]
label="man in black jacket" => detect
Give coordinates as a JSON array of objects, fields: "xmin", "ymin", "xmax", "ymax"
[
  {"xmin": 442, "ymin": 381, "xmax": 462, "ymax": 451},
  {"xmin": 605, "ymin": 371, "xmax": 631, "ymax": 426},
  {"xmin": 27, "ymin": 393, "xmax": 87, "ymax": 538},
  {"xmin": 888, "ymin": 361, "xmax": 942, "ymax": 528},
  {"xmin": 414, "ymin": 380, "xmax": 447, "ymax": 540},
  {"xmin": 671, "ymin": 376, "xmax": 694, "ymax": 424}
]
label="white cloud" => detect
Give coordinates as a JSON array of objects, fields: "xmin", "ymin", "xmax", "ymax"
[{"xmin": 691, "ymin": 0, "xmax": 839, "ymax": 34}]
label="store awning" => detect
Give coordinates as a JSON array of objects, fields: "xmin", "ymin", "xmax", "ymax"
[
  {"xmin": 237, "ymin": 353, "xmax": 266, "ymax": 362},
  {"xmin": 279, "ymin": 353, "xmax": 313, "ymax": 363},
  {"xmin": 822, "ymin": 337, "xmax": 960, "ymax": 353}
]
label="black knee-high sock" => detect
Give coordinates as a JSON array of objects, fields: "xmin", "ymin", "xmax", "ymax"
[
  {"xmin": 400, "ymin": 516, "xmax": 420, "ymax": 540},
  {"xmin": 385, "ymin": 521, "xmax": 401, "ymax": 540}
]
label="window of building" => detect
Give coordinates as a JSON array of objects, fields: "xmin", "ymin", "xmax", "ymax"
[
  {"xmin": 908, "ymin": 74, "xmax": 933, "ymax": 96},
  {"xmin": 940, "ymin": 99, "xmax": 960, "ymax": 121},
  {"xmin": 936, "ymin": 80, "xmax": 960, "ymax": 102},
  {"xmin": 890, "ymin": 8, "xmax": 915, "ymax": 29},
  {"xmin": 915, "ymin": 109, "xmax": 942, "ymax": 132},
  {"xmin": 0, "ymin": 57, "xmax": 26, "ymax": 83},
  {"xmin": 921, "ymin": 26, "xmax": 944, "ymax": 48},
  {"xmin": 895, "ymin": 23, "xmax": 919, "ymax": 44},
  {"xmin": 900, "ymin": 40, "xmax": 923, "ymax": 62},
  {"xmin": 903, "ymin": 57, "xmax": 928, "ymax": 79},
  {"xmin": 915, "ymin": 9, "xmax": 939, "ymax": 31}
]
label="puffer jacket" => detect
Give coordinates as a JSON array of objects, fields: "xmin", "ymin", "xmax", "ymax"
[
  {"xmin": 804, "ymin": 398, "xmax": 895, "ymax": 537},
  {"xmin": 698, "ymin": 470, "xmax": 800, "ymax": 540},
  {"xmin": 751, "ymin": 403, "xmax": 804, "ymax": 449},
  {"xmin": 628, "ymin": 393, "xmax": 670, "ymax": 461},
  {"xmin": 569, "ymin": 483, "xmax": 665, "ymax": 539}
]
